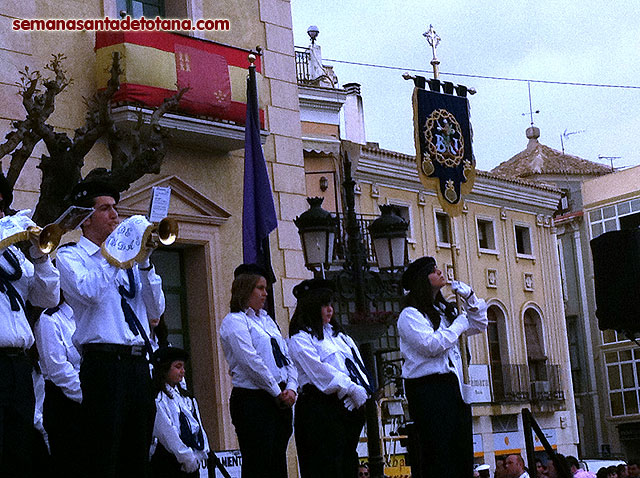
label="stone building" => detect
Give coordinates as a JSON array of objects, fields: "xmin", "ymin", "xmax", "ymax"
[
  {"xmin": 2, "ymin": 3, "xmax": 309, "ymax": 475},
  {"xmin": 296, "ymin": 39, "xmax": 579, "ymax": 467},
  {"xmin": 491, "ymin": 126, "xmax": 615, "ymax": 458}
]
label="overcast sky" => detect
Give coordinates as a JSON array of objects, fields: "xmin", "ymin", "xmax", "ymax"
[{"xmin": 291, "ymin": 0, "xmax": 640, "ymax": 172}]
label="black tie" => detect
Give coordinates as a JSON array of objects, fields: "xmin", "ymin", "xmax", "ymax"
[
  {"xmin": 118, "ymin": 268, "xmax": 138, "ymax": 335},
  {"xmin": 0, "ymin": 250, "xmax": 24, "ymax": 312},
  {"xmin": 270, "ymin": 337, "xmax": 290, "ymax": 368}
]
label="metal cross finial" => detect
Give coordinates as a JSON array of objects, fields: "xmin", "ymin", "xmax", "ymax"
[{"xmin": 423, "ymin": 24, "xmax": 441, "ymax": 79}]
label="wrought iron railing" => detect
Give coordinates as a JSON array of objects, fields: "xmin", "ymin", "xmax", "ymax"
[
  {"xmin": 493, "ymin": 364, "xmax": 531, "ymax": 402},
  {"xmin": 295, "ymin": 47, "xmax": 312, "ymax": 84},
  {"xmin": 333, "ymin": 212, "xmax": 377, "ymax": 266},
  {"xmin": 530, "ymin": 364, "xmax": 565, "ymax": 402}
]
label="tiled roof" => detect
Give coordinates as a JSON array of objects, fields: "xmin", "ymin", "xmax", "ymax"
[{"xmin": 491, "ymin": 127, "xmax": 611, "ymax": 178}]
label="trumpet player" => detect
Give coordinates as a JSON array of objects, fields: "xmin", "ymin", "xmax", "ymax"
[
  {"xmin": 0, "ymin": 175, "xmax": 60, "ymax": 478},
  {"xmin": 56, "ymin": 170, "xmax": 165, "ymax": 478}
]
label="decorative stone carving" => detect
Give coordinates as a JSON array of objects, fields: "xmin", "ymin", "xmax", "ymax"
[
  {"xmin": 524, "ymin": 272, "xmax": 534, "ymax": 292},
  {"xmin": 486, "ymin": 269, "xmax": 497, "ymax": 288}
]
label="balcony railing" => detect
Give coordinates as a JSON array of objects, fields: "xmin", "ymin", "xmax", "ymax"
[
  {"xmin": 295, "ymin": 47, "xmax": 312, "ymax": 84},
  {"xmin": 530, "ymin": 364, "xmax": 565, "ymax": 402},
  {"xmin": 332, "ymin": 212, "xmax": 377, "ymax": 266},
  {"xmin": 492, "ymin": 364, "xmax": 531, "ymax": 403}
]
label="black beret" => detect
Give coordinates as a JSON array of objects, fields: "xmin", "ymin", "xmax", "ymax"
[
  {"xmin": 0, "ymin": 174, "xmax": 13, "ymax": 209},
  {"xmin": 292, "ymin": 278, "xmax": 334, "ymax": 299},
  {"xmin": 69, "ymin": 168, "xmax": 120, "ymax": 206},
  {"xmin": 152, "ymin": 346, "xmax": 189, "ymax": 367},
  {"xmin": 401, "ymin": 256, "xmax": 436, "ymax": 291}
]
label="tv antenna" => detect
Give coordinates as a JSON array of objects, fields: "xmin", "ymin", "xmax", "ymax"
[
  {"xmin": 598, "ymin": 154, "xmax": 621, "ymax": 172},
  {"xmin": 560, "ymin": 128, "xmax": 585, "ymax": 154}
]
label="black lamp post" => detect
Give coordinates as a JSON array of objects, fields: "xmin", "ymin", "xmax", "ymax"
[
  {"xmin": 294, "ymin": 149, "xmax": 409, "ymax": 478},
  {"xmin": 369, "ymin": 205, "xmax": 409, "ymax": 271},
  {"xmin": 294, "ymin": 197, "xmax": 337, "ymax": 272}
]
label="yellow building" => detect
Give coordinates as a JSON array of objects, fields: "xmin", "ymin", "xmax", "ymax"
[
  {"xmin": 297, "ymin": 40, "xmax": 579, "ymax": 467},
  {"xmin": 1, "ymin": 2, "xmax": 310, "ymax": 473}
]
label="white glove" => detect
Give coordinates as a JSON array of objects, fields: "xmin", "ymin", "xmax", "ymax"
[
  {"xmin": 344, "ymin": 396, "xmax": 357, "ymax": 411},
  {"xmin": 181, "ymin": 452, "xmax": 200, "ymax": 474},
  {"xmin": 139, "ymin": 247, "xmax": 154, "ymax": 269},
  {"xmin": 347, "ymin": 383, "xmax": 368, "ymax": 409},
  {"xmin": 450, "ymin": 280, "xmax": 473, "ymax": 300}
]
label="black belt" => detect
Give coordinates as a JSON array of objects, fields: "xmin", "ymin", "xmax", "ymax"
[
  {"xmin": 82, "ymin": 343, "xmax": 146, "ymax": 357},
  {"xmin": 0, "ymin": 347, "xmax": 26, "ymax": 357}
]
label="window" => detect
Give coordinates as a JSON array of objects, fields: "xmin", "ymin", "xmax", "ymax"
[
  {"xmin": 388, "ymin": 203, "xmax": 413, "ymax": 240},
  {"xmin": 435, "ymin": 212, "xmax": 450, "ymax": 245},
  {"xmin": 514, "ymin": 224, "xmax": 533, "ymax": 256},
  {"xmin": 605, "ymin": 348, "xmax": 640, "ymax": 417},
  {"xmin": 117, "ymin": 0, "xmax": 165, "ymax": 17},
  {"xmin": 151, "ymin": 249, "xmax": 189, "ymax": 349},
  {"xmin": 524, "ymin": 308, "xmax": 547, "ymax": 382},
  {"xmin": 476, "ymin": 218, "xmax": 496, "ymax": 252},
  {"xmin": 588, "ymin": 198, "xmax": 640, "ymax": 239},
  {"xmin": 487, "ymin": 306, "xmax": 508, "ymax": 401}
]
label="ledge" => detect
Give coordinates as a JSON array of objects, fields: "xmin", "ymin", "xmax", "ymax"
[{"xmin": 110, "ymin": 105, "xmax": 269, "ymax": 153}]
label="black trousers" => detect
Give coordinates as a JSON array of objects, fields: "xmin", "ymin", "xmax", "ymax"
[
  {"xmin": 79, "ymin": 350, "xmax": 156, "ymax": 478},
  {"xmin": 150, "ymin": 442, "xmax": 199, "ymax": 478},
  {"xmin": 43, "ymin": 380, "xmax": 83, "ymax": 478},
  {"xmin": 0, "ymin": 353, "xmax": 35, "ymax": 478},
  {"xmin": 294, "ymin": 385, "xmax": 365, "ymax": 478},
  {"xmin": 405, "ymin": 373, "xmax": 473, "ymax": 478},
  {"xmin": 229, "ymin": 387, "xmax": 293, "ymax": 478}
]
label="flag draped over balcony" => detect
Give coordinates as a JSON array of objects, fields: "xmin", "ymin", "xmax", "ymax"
[{"xmin": 242, "ymin": 58, "xmax": 277, "ymax": 270}]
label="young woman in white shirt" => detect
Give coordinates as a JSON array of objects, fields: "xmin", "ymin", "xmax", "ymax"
[
  {"xmin": 150, "ymin": 346, "xmax": 209, "ymax": 478},
  {"xmin": 288, "ymin": 279, "xmax": 370, "ymax": 478},
  {"xmin": 397, "ymin": 256, "xmax": 487, "ymax": 478},
  {"xmin": 219, "ymin": 264, "xmax": 297, "ymax": 478}
]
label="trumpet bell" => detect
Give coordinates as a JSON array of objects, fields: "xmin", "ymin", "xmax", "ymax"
[
  {"xmin": 157, "ymin": 217, "xmax": 178, "ymax": 246},
  {"xmin": 28, "ymin": 224, "xmax": 63, "ymax": 255}
]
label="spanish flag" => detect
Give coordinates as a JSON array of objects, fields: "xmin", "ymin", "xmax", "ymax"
[{"xmin": 95, "ymin": 31, "xmax": 264, "ymax": 127}]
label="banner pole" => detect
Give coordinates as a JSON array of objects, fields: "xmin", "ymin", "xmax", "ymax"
[{"xmin": 448, "ymin": 214, "xmax": 469, "ymax": 383}]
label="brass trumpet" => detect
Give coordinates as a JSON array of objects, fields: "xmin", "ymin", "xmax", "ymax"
[
  {"xmin": 28, "ymin": 224, "xmax": 65, "ymax": 254},
  {"xmin": 146, "ymin": 217, "xmax": 178, "ymax": 248}
]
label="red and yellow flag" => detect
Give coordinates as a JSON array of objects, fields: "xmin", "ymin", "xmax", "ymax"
[{"xmin": 95, "ymin": 31, "xmax": 264, "ymax": 127}]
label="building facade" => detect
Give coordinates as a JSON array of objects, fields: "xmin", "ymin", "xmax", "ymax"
[
  {"xmin": 582, "ymin": 166, "xmax": 640, "ymax": 458},
  {"xmin": 2, "ymin": 3, "xmax": 310, "ymax": 476},
  {"xmin": 296, "ymin": 40, "xmax": 579, "ymax": 468}
]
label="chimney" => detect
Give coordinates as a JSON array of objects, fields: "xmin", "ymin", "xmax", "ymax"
[{"xmin": 343, "ymin": 82, "xmax": 366, "ymax": 145}]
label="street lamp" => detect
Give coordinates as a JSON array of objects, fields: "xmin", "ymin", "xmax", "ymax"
[
  {"xmin": 294, "ymin": 197, "xmax": 337, "ymax": 272},
  {"xmin": 368, "ymin": 205, "xmax": 409, "ymax": 271},
  {"xmin": 294, "ymin": 148, "xmax": 409, "ymax": 478}
]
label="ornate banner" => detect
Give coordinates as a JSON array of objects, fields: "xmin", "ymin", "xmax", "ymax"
[
  {"xmin": 413, "ymin": 87, "xmax": 475, "ymax": 216},
  {"xmin": 101, "ymin": 215, "xmax": 153, "ymax": 269}
]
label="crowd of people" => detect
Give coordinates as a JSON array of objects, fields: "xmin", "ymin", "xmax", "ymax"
[
  {"xmin": 0, "ymin": 158, "xmax": 492, "ymax": 478},
  {"xmin": 2, "ymin": 167, "xmax": 634, "ymax": 478},
  {"xmin": 484, "ymin": 454, "xmax": 637, "ymax": 478},
  {"xmin": 0, "ymin": 172, "xmax": 209, "ymax": 478}
]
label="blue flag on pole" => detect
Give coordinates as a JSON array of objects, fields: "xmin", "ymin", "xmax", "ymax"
[{"xmin": 242, "ymin": 61, "xmax": 277, "ymax": 265}]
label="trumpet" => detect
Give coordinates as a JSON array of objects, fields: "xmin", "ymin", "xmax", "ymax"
[
  {"xmin": 28, "ymin": 224, "xmax": 65, "ymax": 254},
  {"xmin": 146, "ymin": 217, "xmax": 178, "ymax": 248},
  {"xmin": 0, "ymin": 219, "xmax": 64, "ymax": 254}
]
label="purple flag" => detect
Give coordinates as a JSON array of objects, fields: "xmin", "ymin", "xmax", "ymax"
[{"xmin": 242, "ymin": 63, "xmax": 277, "ymax": 265}]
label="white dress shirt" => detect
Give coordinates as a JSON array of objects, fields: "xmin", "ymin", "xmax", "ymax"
[
  {"xmin": 288, "ymin": 324, "xmax": 369, "ymax": 398},
  {"xmin": 398, "ymin": 295, "xmax": 488, "ymax": 403},
  {"xmin": 219, "ymin": 308, "xmax": 297, "ymax": 397},
  {"xmin": 35, "ymin": 302, "xmax": 82, "ymax": 403},
  {"xmin": 153, "ymin": 385, "xmax": 210, "ymax": 473},
  {"xmin": 0, "ymin": 246, "xmax": 59, "ymax": 349},
  {"xmin": 56, "ymin": 236, "xmax": 165, "ymax": 348}
]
